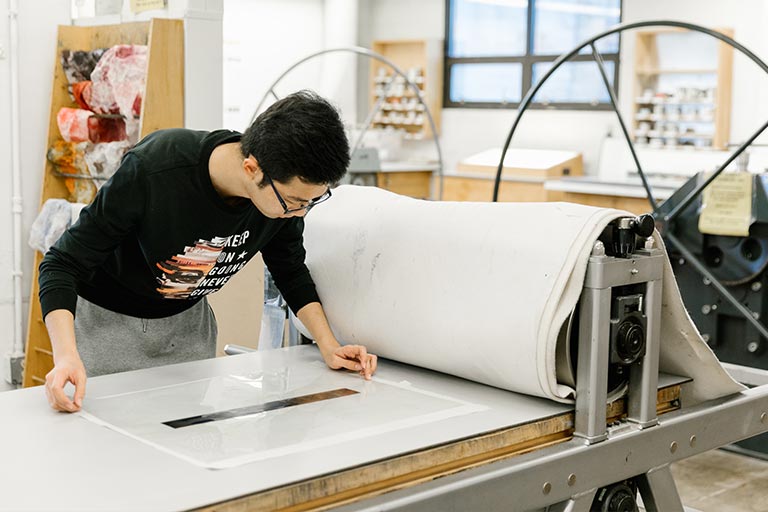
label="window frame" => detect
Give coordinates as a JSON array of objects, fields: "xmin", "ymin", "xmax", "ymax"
[{"xmin": 443, "ymin": 0, "xmax": 623, "ymax": 110}]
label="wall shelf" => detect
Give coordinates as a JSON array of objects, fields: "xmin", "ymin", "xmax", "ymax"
[{"xmin": 631, "ymin": 28, "xmax": 733, "ymax": 150}]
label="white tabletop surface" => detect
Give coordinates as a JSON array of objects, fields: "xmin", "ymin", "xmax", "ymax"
[{"xmin": 1, "ymin": 345, "xmax": 570, "ymax": 512}]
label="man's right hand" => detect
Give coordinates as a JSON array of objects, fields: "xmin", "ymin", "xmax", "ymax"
[{"xmin": 45, "ymin": 355, "xmax": 87, "ymax": 412}]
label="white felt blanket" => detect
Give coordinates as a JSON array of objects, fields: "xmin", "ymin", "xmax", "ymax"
[{"xmin": 301, "ymin": 186, "xmax": 742, "ymax": 404}]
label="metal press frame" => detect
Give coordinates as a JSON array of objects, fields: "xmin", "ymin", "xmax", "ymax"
[{"xmin": 334, "ymin": 237, "xmax": 768, "ymax": 511}]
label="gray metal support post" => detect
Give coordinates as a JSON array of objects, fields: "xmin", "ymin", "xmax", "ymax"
[
  {"xmin": 546, "ymin": 489, "xmax": 597, "ymax": 512},
  {"xmin": 636, "ymin": 465, "xmax": 684, "ymax": 512},
  {"xmin": 628, "ymin": 276, "xmax": 662, "ymax": 427},
  {"xmin": 574, "ymin": 280, "xmax": 611, "ymax": 444}
]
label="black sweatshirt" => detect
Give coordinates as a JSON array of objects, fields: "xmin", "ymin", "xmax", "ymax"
[{"xmin": 39, "ymin": 128, "xmax": 320, "ymax": 319}]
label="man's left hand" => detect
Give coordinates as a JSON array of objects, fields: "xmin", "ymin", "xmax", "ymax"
[{"xmin": 321, "ymin": 344, "xmax": 378, "ymax": 380}]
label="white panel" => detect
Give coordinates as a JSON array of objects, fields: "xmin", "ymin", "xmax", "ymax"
[
  {"xmin": 222, "ymin": 0, "xmax": 324, "ymax": 130},
  {"xmin": 185, "ymin": 16, "xmax": 224, "ymax": 129}
]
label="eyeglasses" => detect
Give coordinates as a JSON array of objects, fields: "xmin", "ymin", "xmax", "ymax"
[{"xmin": 261, "ymin": 168, "xmax": 332, "ymax": 214}]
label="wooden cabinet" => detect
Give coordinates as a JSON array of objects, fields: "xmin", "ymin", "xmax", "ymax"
[
  {"xmin": 442, "ymin": 148, "xmax": 583, "ymax": 203},
  {"xmin": 370, "ymin": 39, "xmax": 442, "ymax": 140},
  {"xmin": 377, "ymin": 171, "xmax": 433, "ymax": 199},
  {"xmin": 632, "ymin": 28, "xmax": 733, "ymax": 150},
  {"xmin": 23, "ymin": 19, "xmax": 184, "ymax": 388}
]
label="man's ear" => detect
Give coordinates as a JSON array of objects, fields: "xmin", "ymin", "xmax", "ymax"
[{"xmin": 243, "ymin": 156, "xmax": 262, "ymax": 180}]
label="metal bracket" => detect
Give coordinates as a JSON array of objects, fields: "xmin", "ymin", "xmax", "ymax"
[{"xmin": 574, "ymin": 246, "xmax": 665, "ymax": 443}]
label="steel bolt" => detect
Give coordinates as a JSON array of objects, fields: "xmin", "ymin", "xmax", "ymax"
[
  {"xmin": 670, "ymin": 441, "xmax": 678, "ymax": 453},
  {"xmin": 748, "ymin": 341, "xmax": 760, "ymax": 353},
  {"xmin": 703, "ymin": 277, "xmax": 712, "ymax": 286},
  {"xmin": 542, "ymin": 482, "xmax": 552, "ymax": 495},
  {"xmin": 689, "ymin": 435, "xmax": 697, "ymax": 447},
  {"xmin": 702, "ymin": 305, "xmax": 711, "ymax": 315},
  {"xmin": 567, "ymin": 474, "xmax": 576, "ymax": 486},
  {"xmin": 645, "ymin": 237, "xmax": 655, "ymax": 250},
  {"xmin": 752, "ymin": 282, "xmax": 763, "ymax": 292},
  {"xmin": 592, "ymin": 241, "xmax": 606, "ymax": 257}
]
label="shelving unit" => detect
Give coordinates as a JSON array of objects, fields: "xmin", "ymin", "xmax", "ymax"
[
  {"xmin": 22, "ymin": 19, "xmax": 184, "ymax": 388},
  {"xmin": 370, "ymin": 39, "xmax": 443, "ymax": 139},
  {"xmin": 631, "ymin": 28, "xmax": 733, "ymax": 150}
]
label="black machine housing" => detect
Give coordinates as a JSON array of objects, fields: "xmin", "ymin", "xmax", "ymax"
[{"xmin": 659, "ymin": 172, "xmax": 768, "ymax": 458}]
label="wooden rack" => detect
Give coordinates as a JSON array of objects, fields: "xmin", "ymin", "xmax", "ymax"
[{"xmin": 23, "ymin": 19, "xmax": 184, "ymax": 388}]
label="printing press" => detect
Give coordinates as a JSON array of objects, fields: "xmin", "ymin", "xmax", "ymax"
[{"xmin": 4, "ymin": 200, "xmax": 768, "ymax": 512}]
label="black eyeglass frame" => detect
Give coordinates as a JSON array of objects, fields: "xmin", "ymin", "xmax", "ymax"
[{"xmin": 261, "ymin": 169, "xmax": 332, "ymax": 214}]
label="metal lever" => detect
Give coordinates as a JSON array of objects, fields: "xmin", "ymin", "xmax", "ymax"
[{"xmin": 223, "ymin": 344, "xmax": 256, "ymax": 356}]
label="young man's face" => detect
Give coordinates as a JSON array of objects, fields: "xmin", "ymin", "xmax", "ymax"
[{"xmin": 245, "ymin": 157, "xmax": 330, "ymax": 219}]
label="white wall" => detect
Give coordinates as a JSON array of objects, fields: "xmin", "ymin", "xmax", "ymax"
[
  {"xmin": 0, "ymin": 1, "xmax": 71, "ymax": 389},
  {"xmin": 222, "ymin": 0, "xmax": 359, "ymax": 131},
  {"xmin": 366, "ymin": 0, "xmax": 768, "ymax": 175}
]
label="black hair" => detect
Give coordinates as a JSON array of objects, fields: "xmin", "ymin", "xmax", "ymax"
[{"xmin": 241, "ymin": 90, "xmax": 350, "ymax": 186}]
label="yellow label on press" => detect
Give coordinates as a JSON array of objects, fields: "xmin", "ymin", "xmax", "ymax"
[{"xmin": 698, "ymin": 172, "xmax": 753, "ymax": 237}]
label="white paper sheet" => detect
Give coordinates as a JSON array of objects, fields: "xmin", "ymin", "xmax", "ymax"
[
  {"xmin": 79, "ymin": 360, "xmax": 485, "ymax": 469},
  {"xmin": 301, "ymin": 185, "xmax": 743, "ymax": 404}
]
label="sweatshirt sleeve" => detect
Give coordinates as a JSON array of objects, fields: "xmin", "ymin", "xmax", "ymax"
[
  {"xmin": 38, "ymin": 153, "xmax": 147, "ymax": 319},
  {"xmin": 260, "ymin": 217, "xmax": 320, "ymax": 313}
]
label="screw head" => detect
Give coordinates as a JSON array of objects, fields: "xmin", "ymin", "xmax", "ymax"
[
  {"xmin": 670, "ymin": 441, "xmax": 678, "ymax": 453},
  {"xmin": 748, "ymin": 341, "xmax": 759, "ymax": 353},
  {"xmin": 702, "ymin": 305, "xmax": 711, "ymax": 315},
  {"xmin": 678, "ymin": 258, "xmax": 686, "ymax": 265},
  {"xmin": 567, "ymin": 474, "xmax": 576, "ymax": 486},
  {"xmin": 752, "ymin": 282, "xmax": 763, "ymax": 292},
  {"xmin": 592, "ymin": 241, "xmax": 606, "ymax": 257},
  {"xmin": 703, "ymin": 277, "xmax": 712, "ymax": 285},
  {"xmin": 542, "ymin": 482, "xmax": 552, "ymax": 495}
]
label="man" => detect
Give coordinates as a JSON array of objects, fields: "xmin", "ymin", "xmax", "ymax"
[{"xmin": 39, "ymin": 90, "xmax": 377, "ymax": 412}]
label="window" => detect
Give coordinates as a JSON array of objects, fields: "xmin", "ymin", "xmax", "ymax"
[{"xmin": 444, "ymin": 0, "xmax": 622, "ymax": 109}]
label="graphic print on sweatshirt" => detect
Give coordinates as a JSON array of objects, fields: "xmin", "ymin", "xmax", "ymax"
[{"xmin": 155, "ymin": 230, "xmax": 251, "ymax": 299}]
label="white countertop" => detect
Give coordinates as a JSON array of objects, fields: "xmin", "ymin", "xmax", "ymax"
[
  {"xmin": 460, "ymin": 147, "xmax": 580, "ymax": 170},
  {"xmin": 0, "ymin": 345, "xmax": 569, "ymax": 511},
  {"xmin": 544, "ymin": 176, "xmax": 681, "ymax": 200},
  {"xmin": 379, "ymin": 161, "xmax": 440, "ymax": 173}
]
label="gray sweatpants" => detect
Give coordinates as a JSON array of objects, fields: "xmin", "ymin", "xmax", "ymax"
[{"xmin": 74, "ymin": 296, "xmax": 218, "ymax": 377}]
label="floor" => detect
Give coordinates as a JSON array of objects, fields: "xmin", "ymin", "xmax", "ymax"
[{"xmin": 672, "ymin": 449, "xmax": 768, "ymax": 512}]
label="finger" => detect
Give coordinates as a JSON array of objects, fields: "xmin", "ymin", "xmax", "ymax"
[
  {"xmin": 72, "ymin": 371, "xmax": 87, "ymax": 409},
  {"xmin": 338, "ymin": 344, "xmax": 364, "ymax": 359},
  {"xmin": 368, "ymin": 354, "xmax": 378, "ymax": 377},
  {"xmin": 358, "ymin": 346, "xmax": 368, "ymax": 371},
  {"xmin": 51, "ymin": 373, "xmax": 77, "ymax": 412},
  {"xmin": 333, "ymin": 357, "xmax": 363, "ymax": 372}
]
